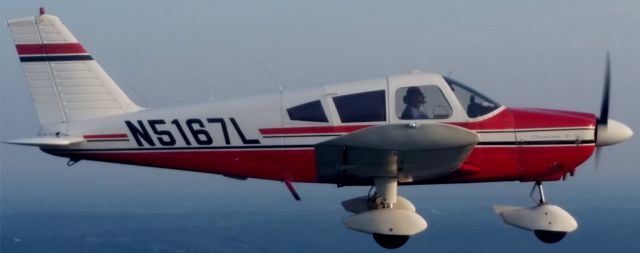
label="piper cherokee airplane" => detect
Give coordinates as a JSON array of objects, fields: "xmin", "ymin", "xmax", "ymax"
[{"xmin": 4, "ymin": 9, "xmax": 634, "ymax": 249}]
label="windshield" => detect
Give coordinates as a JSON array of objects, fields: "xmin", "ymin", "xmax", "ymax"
[{"xmin": 444, "ymin": 77, "xmax": 500, "ymax": 118}]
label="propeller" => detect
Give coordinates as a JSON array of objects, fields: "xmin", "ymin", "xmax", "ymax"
[
  {"xmin": 597, "ymin": 53, "xmax": 610, "ymax": 126},
  {"xmin": 594, "ymin": 53, "xmax": 633, "ymax": 170},
  {"xmin": 593, "ymin": 53, "xmax": 610, "ymax": 171}
]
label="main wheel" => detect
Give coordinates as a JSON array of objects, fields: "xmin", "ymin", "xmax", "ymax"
[
  {"xmin": 372, "ymin": 233, "xmax": 410, "ymax": 249},
  {"xmin": 534, "ymin": 230, "xmax": 567, "ymax": 244}
]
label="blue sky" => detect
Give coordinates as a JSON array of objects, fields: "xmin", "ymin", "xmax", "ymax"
[{"xmin": 1, "ymin": 1, "xmax": 639, "ymax": 251}]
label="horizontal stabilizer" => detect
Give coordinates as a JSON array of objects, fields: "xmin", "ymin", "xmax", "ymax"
[{"xmin": 5, "ymin": 136, "xmax": 84, "ymax": 146}]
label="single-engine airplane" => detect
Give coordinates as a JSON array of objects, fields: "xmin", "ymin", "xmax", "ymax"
[{"xmin": 4, "ymin": 9, "xmax": 634, "ymax": 249}]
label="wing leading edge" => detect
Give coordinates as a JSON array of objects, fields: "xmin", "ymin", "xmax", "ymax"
[{"xmin": 315, "ymin": 123, "xmax": 479, "ymax": 184}]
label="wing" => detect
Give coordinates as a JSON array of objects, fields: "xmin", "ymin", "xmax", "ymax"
[{"xmin": 315, "ymin": 123, "xmax": 478, "ymax": 184}]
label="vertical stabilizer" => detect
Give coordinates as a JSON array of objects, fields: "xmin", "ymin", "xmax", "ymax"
[{"xmin": 6, "ymin": 10, "xmax": 142, "ymax": 127}]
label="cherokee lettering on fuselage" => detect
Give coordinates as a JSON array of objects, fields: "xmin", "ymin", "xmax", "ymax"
[{"xmin": 124, "ymin": 118, "xmax": 260, "ymax": 147}]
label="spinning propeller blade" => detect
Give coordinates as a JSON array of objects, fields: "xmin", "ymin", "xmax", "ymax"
[
  {"xmin": 594, "ymin": 147, "xmax": 602, "ymax": 172},
  {"xmin": 593, "ymin": 53, "xmax": 633, "ymax": 170},
  {"xmin": 594, "ymin": 53, "xmax": 610, "ymax": 171},
  {"xmin": 597, "ymin": 53, "xmax": 610, "ymax": 126}
]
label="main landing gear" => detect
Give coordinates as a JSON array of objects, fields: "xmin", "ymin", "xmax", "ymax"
[
  {"xmin": 494, "ymin": 181, "xmax": 578, "ymax": 244},
  {"xmin": 341, "ymin": 178, "xmax": 427, "ymax": 249}
]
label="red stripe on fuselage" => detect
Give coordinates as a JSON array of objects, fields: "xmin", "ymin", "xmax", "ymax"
[
  {"xmin": 50, "ymin": 149, "xmax": 318, "ymax": 182},
  {"xmin": 258, "ymin": 108, "xmax": 595, "ymax": 134},
  {"xmin": 46, "ymin": 144, "xmax": 592, "ymax": 184},
  {"xmin": 450, "ymin": 108, "xmax": 596, "ymax": 131},
  {"xmin": 509, "ymin": 108, "xmax": 596, "ymax": 129},
  {"xmin": 52, "ymin": 107, "xmax": 595, "ymax": 184},
  {"xmin": 16, "ymin": 43, "xmax": 87, "ymax": 55},
  {"xmin": 259, "ymin": 125, "xmax": 372, "ymax": 135},
  {"xmin": 518, "ymin": 145, "xmax": 594, "ymax": 181},
  {"xmin": 449, "ymin": 108, "xmax": 515, "ymax": 130}
]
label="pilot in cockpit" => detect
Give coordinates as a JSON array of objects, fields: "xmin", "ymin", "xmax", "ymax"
[{"xmin": 400, "ymin": 86, "xmax": 429, "ymax": 120}]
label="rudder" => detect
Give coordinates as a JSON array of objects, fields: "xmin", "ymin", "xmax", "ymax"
[{"xmin": 6, "ymin": 10, "xmax": 142, "ymax": 128}]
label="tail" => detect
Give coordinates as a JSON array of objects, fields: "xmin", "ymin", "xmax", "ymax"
[{"xmin": 6, "ymin": 9, "xmax": 142, "ymax": 128}]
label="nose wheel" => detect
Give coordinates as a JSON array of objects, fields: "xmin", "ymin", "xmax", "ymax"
[
  {"xmin": 494, "ymin": 181, "xmax": 577, "ymax": 244},
  {"xmin": 529, "ymin": 182, "xmax": 568, "ymax": 243}
]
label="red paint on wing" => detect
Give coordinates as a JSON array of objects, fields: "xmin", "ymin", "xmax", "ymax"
[{"xmin": 16, "ymin": 43, "xmax": 87, "ymax": 55}]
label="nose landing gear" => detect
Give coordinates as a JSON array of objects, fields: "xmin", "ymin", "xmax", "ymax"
[{"xmin": 494, "ymin": 181, "xmax": 577, "ymax": 244}]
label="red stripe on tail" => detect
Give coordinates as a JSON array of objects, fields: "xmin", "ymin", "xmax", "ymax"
[{"xmin": 16, "ymin": 43, "xmax": 87, "ymax": 55}]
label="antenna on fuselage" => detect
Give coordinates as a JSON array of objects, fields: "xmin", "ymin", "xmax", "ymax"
[
  {"xmin": 252, "ymin": 59, "xmax": 286, "ymax": 92},
  {"xmin": 210, "ymin": 16, "xmax": 287, "ymax": 92},
  {"xmin": 182, "ymin": 68, "xmax": 215, "ymax": 101}
]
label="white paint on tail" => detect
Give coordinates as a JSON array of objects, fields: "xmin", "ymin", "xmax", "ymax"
[{"xmin": 7, "ymin": 13, "xmax": 142, "ymax": 128}]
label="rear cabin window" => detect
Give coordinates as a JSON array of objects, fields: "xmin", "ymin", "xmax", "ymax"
[
  {"xmin": 287, "ymin": 100, "xmax": 329, "ymax": 122},
  {"xmin": 333, "ymin": 90, "xmax": 386, "ymax": 123}
]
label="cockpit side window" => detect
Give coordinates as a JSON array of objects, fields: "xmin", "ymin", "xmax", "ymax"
[
  {"xmin": 333, "ymin": 90, "xmax": 386, "ymax": 123},
  {"xmin": 287, "ymin": 100, "xmax": 329, "ymax": 122},
  {"xmin": 395, "ymin": 85, "xmax": 452, "ymax": 120},
  {"xmin": 444, "ymin": 77, "xmax": 500, "ymax": 118}
]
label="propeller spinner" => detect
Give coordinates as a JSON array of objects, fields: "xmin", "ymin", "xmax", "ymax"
[
  {"xmin": 594, "ymin": 54, "xmax": 633, "ymax": 147},
  {"xmin": 593, "ymin": 54, "xmax": 633, "ymax": 170}
]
